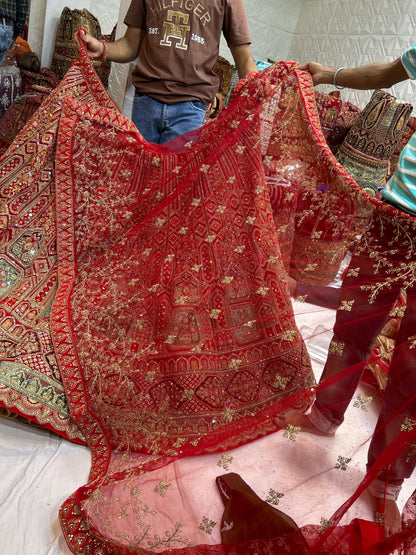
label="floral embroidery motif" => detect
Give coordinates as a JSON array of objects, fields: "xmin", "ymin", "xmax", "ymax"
[
  {"xmin": 273, "ymin": 375, "xmax": 290, "ymax": 390},
  {"xmin": 199, "ymin": 516, "xmax": 217, "ymax": 535},
  {"xmin": 334, "ymin": 455, "xmax": 351, "ymax": 471},
  {"xmin": 154, "ymin": 481, "xmax": 171, "ymax": 497},
  {"xmin": 281, "ymin": 330, "xmax": 296, "ymax": 341},
  {"xmin": 318, "ymin": 517, "xmax": 334, "ymax": 532},
  {"xmin": 401, "ymin": 417, "xmax": 416, "ymax": 432},
  {"xmin": 284, "ymin": 424, "xmax": 301, "ymax": 441},
  {"xmin": 339, "ymin": 300, "xmax": 354, "ymax": 311},
  {"xmin": 353, "ymin": 394, "xmax": 373, "ymax": 412},
  {"xmin": 266, "ymin": 489, "xmax": 284, "ymax": 505},
  {"xmin": 329, "ymin": 340, "xmax": 345, "ymax": 356},
  {"xmin": 217, "ymin": 453, "xmax": 233, "ymax": 470}
]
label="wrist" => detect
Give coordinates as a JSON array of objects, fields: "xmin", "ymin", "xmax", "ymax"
[
  {"xmin": 96, "ymin": 40, "xmax": 107, "ymax": 61},
  {"xmin": 333, "ymin": 67, "xmax": 345, "ymax": 90},
  {"xmin": 320, "ymin": 67, "xmax": 336, "ymax": 86}
]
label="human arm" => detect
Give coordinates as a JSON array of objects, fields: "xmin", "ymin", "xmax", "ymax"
[
  {"xmin": 300, "ymin": 58, "xmax": 409, "ymax": 90},
  {"xmin": 230, "ymin": 44, "xmax": 258, "ymax": 79},
  {"xmin": 79, "ymin": 26, "xmax": 145, "ymax": 63}
]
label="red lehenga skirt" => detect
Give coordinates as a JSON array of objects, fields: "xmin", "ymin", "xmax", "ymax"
[{"xmin": 1, "ymin": 34, "xmax": 415, "ymax": 554}]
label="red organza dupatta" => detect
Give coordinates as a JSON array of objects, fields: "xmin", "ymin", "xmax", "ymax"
[
  {"xmin": 57, "ymin": 43, "xmax": 416, "ymax": 553},
  {"xmin": 2, "ymin": 33, "xmax": 415, "ymax": 554},
  {"xmin": 54, "ymin": 48, "xmax": 318, "ymax": 552}
]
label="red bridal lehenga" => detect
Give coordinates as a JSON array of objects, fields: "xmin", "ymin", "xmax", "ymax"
[{"xmin": 1, "ymin": 34, "xmax": 416, "ymax": 554}]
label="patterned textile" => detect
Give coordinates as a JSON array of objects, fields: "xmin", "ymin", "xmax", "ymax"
[
  {"xmin": 0, "ymin": 64, "xmax": 21, "ymax": 118},
  {"xmin": 387, "ymin": 116, "xmax": 416, "ymax": 181},
  {"xmin": 0, "ymin": 64, "xmax": 88, "ymax": 442},
  {"xmin": 205, "ymin": 57, "xmax": 234, "ymax": 120},
  {"xmin": 0, "ymin": 68, "xmax": 59, "ymax": 157},
  {"xmin": 20, "ymin": 67, "xmax": 60, "ymax": 95},
  {"xmin": 0, "ymin": 91, "xmax": 47, "ymax": 156},
  {"xmin": 336, "ymin": 89, "xmax": 413, "ymax": 195},
  {"xmin": 50, "ymin": 7, "xmax": 111, "ymax": 86},
  {"xmin": 314, "ymin": 89, "xmax": 361, "ymax": 154},
  {"xmin": 1, "ymin": 35, "xmax": 416, "ymax": 554}
]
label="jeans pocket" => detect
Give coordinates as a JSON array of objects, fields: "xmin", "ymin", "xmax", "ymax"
[{"xmin": 189, "ymin": 100, "xmax": 208, "ymax": 115}]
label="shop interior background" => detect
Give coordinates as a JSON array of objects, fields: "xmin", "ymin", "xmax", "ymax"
[{"xmin": 27, "ymin": 0, "xmax": 416, "ymax": 114}]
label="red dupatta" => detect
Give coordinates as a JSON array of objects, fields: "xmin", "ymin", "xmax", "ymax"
[{"xmin": 1, "ymin": 31, "xmax": 415, "ymax": 554}]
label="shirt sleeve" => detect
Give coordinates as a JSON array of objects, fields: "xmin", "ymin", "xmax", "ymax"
[
  {"xmin": 223, "ymin": 0, "xmax": 251, "ymax": 47},
  {"xmin": 124, "ymin": 0, "xmax": 147, "ymax": 30},
  {"xmin": 401, "ymin": 44, "xmax": 416, "ymax": 79}
]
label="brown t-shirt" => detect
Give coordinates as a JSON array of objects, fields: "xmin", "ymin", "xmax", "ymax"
[{"xmin": 124, "ymin": 0, "xmax": 251, "ymax": 105}]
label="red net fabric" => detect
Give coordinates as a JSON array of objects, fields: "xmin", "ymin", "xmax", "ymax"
[{"xmin": 1, "ymin": 33, "xmax": 415, "ymax": 554}]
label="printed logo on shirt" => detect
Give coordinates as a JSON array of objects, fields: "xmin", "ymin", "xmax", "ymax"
[
  {"xmin": 148, "ymin": 0, "xmax": 211, "ymax": 26},
  {"xmin": 160, "ymin": 11, "xmax": 190, "ymax": 50},
  {"xmin": 147, "ymin": 0, "xmax": 211, "ymax": 50}
]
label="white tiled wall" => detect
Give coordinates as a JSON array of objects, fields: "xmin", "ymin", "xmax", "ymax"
[
  {"xmin": 220, "ymin": 0, "xmax": 303, "ymax": 64},
  {"xmin": 291, "ymin": 0, "xmax": 416, "ymax": 107}
]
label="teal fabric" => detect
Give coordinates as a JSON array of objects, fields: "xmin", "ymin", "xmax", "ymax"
[{"xmin": 381, "ymin": 44, "xmax": 416, "ymax": 216}]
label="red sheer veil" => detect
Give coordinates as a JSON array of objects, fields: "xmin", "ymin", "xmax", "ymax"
[{"xmin": 0, "ymin": 30, "xmax": 415, "ymax": 554}]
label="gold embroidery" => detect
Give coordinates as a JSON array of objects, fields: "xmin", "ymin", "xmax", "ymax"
[
  {"xmin": 228, "ymin": 359, "xmax": 242, "ymax": 370},
  {"xmin": 334, "ymin": 455, "xmax": 351, "ymax": 471},
  {"xmin": 199, "ymin": 516, "xmax": 216, "ymax": 535},
  {"xmin": 284, "ymin": 424, "xmax": 301, "ymax": 441},
  {"xmin": 401, "ymin": 417, "xmax": 416, "ymax": 432},
  {"xmin": 154, "ymin": 481, "xmax": 171, "ymax": 497},
  {"xmin": 318, "ymin": 517, "xmax": 334, "ymax": 532},
  {"xmin": 209, "ymin": 309, "xmax": 221, "ymax": 319},
  {"xmin": 233, "ymin": 245, "xmax": 245, "ymax": 253},
  {"xmin": 329, "ymin": 340, "xmax": 345, "ymax": 356},
  {"xmin": 217, "ymin": 453, "xmax": 233, "ymax": 470},
  {"xmin": 274, "ymin": 375, "xmax": 290, "ymax": 390},
  {"xmin": 353, "ymin": 394, "xmax": 373, "ymax": 412},
  {"xmin": 281, "ymin": 330, "xmax": 296, "ymax": 341},
  {"xmin": 265, "ymin": 489, "xmax": 284, "ymax": 505},
  {"xmin": 256, "ymin": 286, "xmax": 269, "ymax": 295},
  {"xmin": 339, "ymin": 300, "xmax": 354, "ymax": 311}
]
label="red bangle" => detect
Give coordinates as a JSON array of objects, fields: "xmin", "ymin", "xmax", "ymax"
[{"xmin": 97, "ymin": 40, "xmax": 107, "ymax": 61}]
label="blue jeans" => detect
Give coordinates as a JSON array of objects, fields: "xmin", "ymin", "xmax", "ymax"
[
  {"xmin": 0, "ymin": 20, "xmax": 13, "ymax": 63},
  {"xmin": 132, "ymin": 92, "xmax": 207, "ymax": 144}
]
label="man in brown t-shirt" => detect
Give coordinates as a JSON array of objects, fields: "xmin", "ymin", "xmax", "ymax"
[{"xmin": 80, "ymin": 0, "xmax": 257, "ymax": 143}]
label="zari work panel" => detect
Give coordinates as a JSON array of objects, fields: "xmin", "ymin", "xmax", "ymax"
[{"xmin": 0, "ymin": 44, "xmax": 117, "ymax": 443}]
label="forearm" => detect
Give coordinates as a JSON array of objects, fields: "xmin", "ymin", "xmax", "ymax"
[
  {"xmin": 230, "ymin": 44, "xmax": 258, "ymax": 79},
  {"xmin": 81, "ymin": 27, "xmax": 144, "ymax": 64},
  {"xmin": 319, "ymin": 59, "xmax": 408, "ymax": 90},
  {"xmin": 104, "ymin": 35, "xmax": 141, "ymax": 63}
]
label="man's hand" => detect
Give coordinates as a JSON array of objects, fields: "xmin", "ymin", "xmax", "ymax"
[
  {"xmin": 78, "ymin": 29, "xmax": 105, "ymax": 59},
  {"xmin": 298, "ymin": 62, "xmax": 334, "ymax": 86}
]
